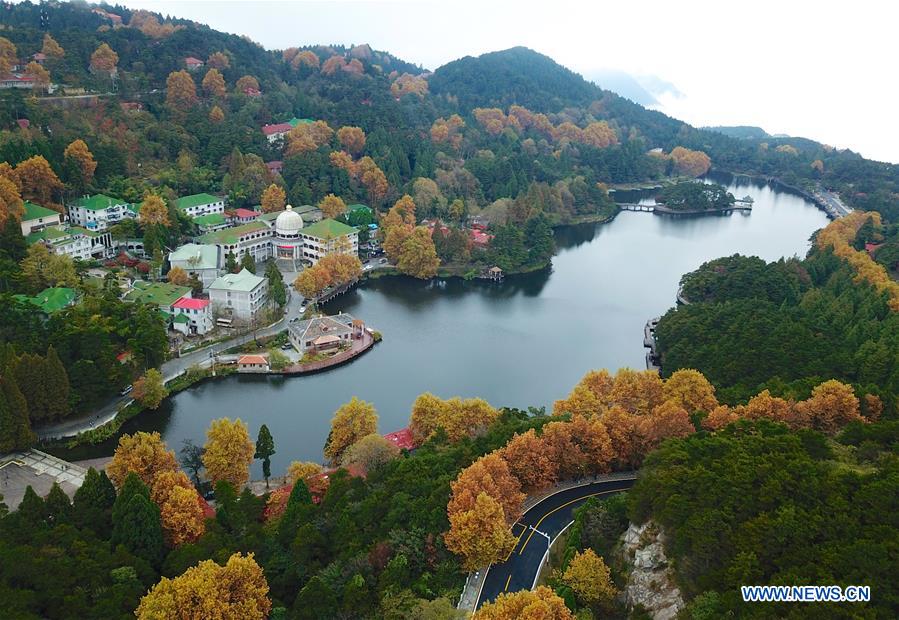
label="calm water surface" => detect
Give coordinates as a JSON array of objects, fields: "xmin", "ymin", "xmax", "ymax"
[{"xmin": 81, "ymin": 174, "xmax": 830, "ymax": 474}]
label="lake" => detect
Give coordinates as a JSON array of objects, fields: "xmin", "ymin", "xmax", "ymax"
[{"xmin": 82, "ymin": 173, "xmax": 831, "ymax": 475}]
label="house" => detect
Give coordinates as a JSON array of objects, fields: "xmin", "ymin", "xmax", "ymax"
[
  {"xmin": 265, "ymin": 160, "xmax": 283, "ymax": 175},
  {"xmin": 124, "ymin": 281, "xmax": 193, "ymax": 319},
  {"xmin": 30, "ymin": 53, "xmax": 47, "ymax": 65},
  {"xmin": 20, "ymin": 201, "xmax": 62, "ymax": 236},
  {"xmin": 193, "ymin": 212, "xmax": 229, "ymax": 233},
  {"xmin": 288, "ymin": 313, "xmax": 364, "ymax": 354},
  {"xmin": 261, "ymin": 122, "xmax": 292, "ymax": 144},
  {"xmin": 299, "ymin": 218, "xmax": 359, "ymax": 264},
  {"xmin": 0, "ymin": 75, "xmax": 37, "ymax": 90},
  {"xmin": 198, "ymin": 221, "xmax": 273, "ymax": 267},
  {"xmin": 168, "ymin": 243, "xmax": 220, "ymax": 287},
  {"xmin": 208, "ymin": 269, "xmax": 269, "ymax": 322},
  {"xmin": 16, "ymin": 118, "xmax": 30, "ymax": 130},
  {"xmin": 471, "ymin": 229, "xmax": 493, "ymax": 246},
  {"xmin": 226, "ymin": 208, "xmax": 261, "ymax": 225},
  {"xmin": 67, "ymin": 194, "xmax": 135, "ymax": 231},
  {"xmin": 26, "ymin": 225, "xmax": 113, "ymax": 260},
  {"xmin": 172, "ymin": 297, "xmax": 213, "ymax": 335},
  {"xmin": 14, "ymin": 287, "xmax": 78, "ymax": 314},
  {"xmin": 237, "ymin": 354, "xmax": 269, "ymax": 373},
  {"xmin": 120, "ymin": 102, "xmax": 144, "ymax": 112},
  {"xmin": 383, "ymin": 427, "xmax": 416, "ymax": 451},
  {"xmin": 184, "ymin": 56, "xmax": 205, "ymax": 71},
  {"xmin": 175, "ymin": 193, "xmax": 225, "ymax": 218},
  {"xmin": 243, "ymin": 87, "xmax": 262, "ymax": 97}
]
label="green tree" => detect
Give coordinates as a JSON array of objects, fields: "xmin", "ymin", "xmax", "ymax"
[
  {"xmin": 112, "ymin": 472, "xmax": 150, "ymax": 526},
  {"xmin": 17, "ymin": 485, "xmax": 45, "ymax": 523},
  {"xmin": 73, "ymin": 467, "xmax": 117, "ymax": 533},
  {"xmin": 44, "ymin": 482, "xmax": 72, "ymax": 526},
  {"xmin": 265, "ymin": 261, "xmax": 286, "ymax": 307},
  {"xmin": 0, "ymin": 375, "xmax": 35, "ymax": 451},
  {"xmin": 240, "ymin": 252, "xmax": 256, "ymax": 274},
  {"xmin": 225, "ymin": 251, "xmax": 238, "ymax": 273},
  {"xmin": 255, "ymin": 424, "xmax": 276, "ymax": 488},
  {"xmin": 113, "ymin": 492, "xmax": 165, "ymax": 566},
  {"xmin": 44, "ymin": 345, "xmax": 71, "ymax": 419},
  {"xmin": 132, "ymin": 369, "xmax": 168, "ymax": 409}
]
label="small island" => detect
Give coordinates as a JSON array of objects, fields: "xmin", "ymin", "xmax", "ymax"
[{"xmin": 654, "ymin": 181, "xmax": 743, "ymax": 214}]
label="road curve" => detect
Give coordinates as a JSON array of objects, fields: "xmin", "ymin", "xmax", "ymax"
[{"xmin": 475, "ymin": 477, "xmax": 636, "ymax": 609}]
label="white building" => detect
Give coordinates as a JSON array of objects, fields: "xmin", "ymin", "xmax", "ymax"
[
  {"xmin": 20, "ymin": 201, "xmax": 62, "ymax": 236},
  {"xmin": 300, "ymin": 218, "xmax": 359, "ymax": 264},
  {"xmin": 175, "ymin": 193, "xmax": 226, "ymax": 218},
  {"xmin": 168, "ymin": 244, "xmax": 220, "ymax": 287},
  {"xmin": 208, "ymin": 268, "xmax": 269, "ymax": 322},
  {"xmin": 26, "ymin": 225, "xmax": 113, "ymax": 260},
  {"xmin": 171, "ymin": 297, "xmax": 213, "ymax": 335},
  {"xmin": 67, "ymin": 194, "xmax": 136, "ymax": 231},
  {"xmin": 198, "ymin": 221, "xmax": 273, "ymax": 268}
]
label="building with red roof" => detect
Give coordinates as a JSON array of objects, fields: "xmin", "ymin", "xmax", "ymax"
[
  {"xmin": 172, "ymin": 296, "xmax": 212, "ymax": 335},
  {"xmin": 266, "ymin": 160, "xmax": 284, "ymax": 175},
  {"xmin": 384, "ymin": 427, "xmax": 416, "ymax": 451},
  {"xmin": 865, "ymin": 242, "xmax": 883, "ymax": 256},
  {"xmin": 243, "ymin": 87, "xmax": 262, "ymax": 98},
  {"xmin": 16, "ymin": 119, "xmax": 30, "ymax": 130},
  {"xmin": 262, "ymin": 123, "xmax": 292, "ymax": 143},
  {"xmin": 238, "ymin": 354, "xmax": 270, "ymax": 373},
  {"xmin": 184, "ymin": 56, "xmax": 205, "ymax": 71},
  {"xmin": 471, "ymin": 229, "xmax": 493, "ymax": 246},
  {"xmin": 227, "ymin": 208, "xmax": 261, "ymax": 224}
]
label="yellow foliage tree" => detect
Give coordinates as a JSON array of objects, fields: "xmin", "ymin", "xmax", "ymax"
[
  {"xmin": 107, "ymin": 431, "xmax": 178, "ymax": 488},
  {"xmin": 669, "ymin": 146, "xmax": 711, "ymax": 177},
  {"xmin": 236, "ymin": 75, "xmax": 259, "ymax": 94},
  {"xmin": 202, "ymin": 68, "xmax": 226, "ymax": 98},
  {"xmin": 167, "ymin": 266, "xmax": 189, "ymax": 285},
  {"xmin": 287, "ymin": 461, "xmax": 323, "ymax": 484},
  {"xmin": 159, "ymin": 484, "xmax": 206, "ymax": 546},
  {"xmin": 12, "ymin": 155, "xmax": 64, "ymax": 212},
  {"xmin": 209, "ymin": 105, "xmax": 225, "ymax": 123},
  {"xmin": 561, "ymin": 548, "xmax": 617, "ymax": 606},
  {"xmin": 702, "ymin": 405, "xmax": 739, "ymax": 431},
  {"xmin": 166, "ymin": 70, "xmax": 198, "ymax": 111},
  {"xmin": 318, "ymin": 193, "xmax": 347, "ymax": 219},
  {"xmin": 0, "ymin": 176, "xmax": 24, "ymax": 225},
  {"xmin": 324, "ymin": 397, "xmax": 378, "ymax": 464},
  {"xmin": 23, "ymin": 61, "xmax": 50, "ymax": 92},
  {"xmin": 150, "ymin": 469, "xmax": 194, "ymax": 506},
  {"xmin": 472, "ymin": 586, "xmax": 573, "ymax": 620},
  {"xmin": 337, "ymin": 126, "xmax": 366, "ymax": 155},
  {"xmin": 136, "ymin": 553, "xmax": 271, "ymax": 620},
  {"xmin": 390, "ymin": 73, "xmax": 429, "ymax": 99},
  {"xmin": 139, "ymin": 193, "xmax": 171, "ymax": 227},
  {"xmin": 260, "ymin": 184, "xmax": 286, "ymax": 213},
  {"xmin": 609, "ymin": 368, "xmax": 665, "ymax": 416},
  {"xmin": 445, "ymin": 492, "xmax": 518, "ymax": 571},
  {"xmin": 0, "ymin": 37, "xmax": 16, "ymax": 75},
  {"xmin": 473, "ymin": 108, "xmax": 508, "ymax": 136},
  {"xmin": 357, "ymin": 156, "xmax": 388, "ymax": 205},
  {"xmin": 397, "ymin": 226, "xmax": 440, "ymax": 279},
  {"xmin": 447, "ymin": 452, "xmax": 523, "ymax": 521},
  {"xmin": 63, "ymin": 139, "xmax": 97, "ymax": 187},
  {"xmin": 90, "ymin": 43, "xmax": 118, "ymax": 74},
  {"xmin": 202, "ymin": 418, "xmax": 256, "ymax": 487},
  {"xmin": 662, "ymin": 368, "xmax": 718, "ymax": 412},
  {"xmin": 207, "ymin": 51, "xmax": 230, "ymax": 70},
  {"xmin": 582, "ymin": 121, "xmax": 618, "ymax": 148},
  {"xmin": 795, "ymin": 379, "xmax": 863, "ymax": 434}
]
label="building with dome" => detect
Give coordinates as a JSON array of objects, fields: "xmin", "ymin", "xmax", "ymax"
[{"xmin": 273, "ymin": 205, "xmax": 306, "ymax": 269}]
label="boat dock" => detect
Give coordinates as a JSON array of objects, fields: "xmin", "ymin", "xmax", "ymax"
[{"xmin": 643, "ymin": 316, "xmax": 661, "ymax": 372}]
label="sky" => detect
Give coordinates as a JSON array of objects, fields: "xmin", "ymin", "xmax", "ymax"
[{"xmin": 115, "ymin": 0, "xmax": 899, "ymax": 163}]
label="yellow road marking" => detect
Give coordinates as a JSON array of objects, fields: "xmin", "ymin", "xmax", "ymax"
[
  {"xmin": 504, "ymin": 574, "xmax": 512, "ymax": 591},
  {"xmin": 501, "ymin": 523, "xmax": 526, "ymax": 562},
  {"xmin": 519, "ymin": 489, "xmax": 619, "ymax": 555}
]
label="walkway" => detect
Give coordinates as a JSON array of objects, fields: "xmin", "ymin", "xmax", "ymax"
[
  {"xmin": 457, "ymin": 472, "xmax": 637, "ymax": 612},
  {"xmin": 280, "ymin": 332, "xmax": 376, "ymax": 375}
]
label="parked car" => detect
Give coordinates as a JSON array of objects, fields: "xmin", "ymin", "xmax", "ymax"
[
  {"xmin": 120, "ymin": 384, "xmax": 133, "ymax": 396},
  {"xmin": 379, "ymin": 258, "xmax": 388, "ymax": 264}
]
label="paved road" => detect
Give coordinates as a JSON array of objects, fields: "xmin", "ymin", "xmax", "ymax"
[
  {"xmin": 813, "ymin": 186, "xmax": 852, "ymax": 218},
  {"xmin": 475, "ymin": 477, "xmax": 636, "ymax": 609}
]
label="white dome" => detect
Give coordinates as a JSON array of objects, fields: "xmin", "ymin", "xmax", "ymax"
[{"xmin": 275, "ymin": 205, "xmax": 303, "ymax": 235}]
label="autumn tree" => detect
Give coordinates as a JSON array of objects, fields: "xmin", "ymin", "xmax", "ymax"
[
  {"xmin": 12, "ymin": 155, "xmax": 64, "ymax": 211},
  {"xmin": 132, "ymin": 369, "xmax": 169, "ymax": 410},
  {"xmin": 209, "ymin": 105, "xmax": 225, "ymax": 123},
  {"xmin": 500, "ymin": 429, "xmax": 556, "ymax": 492},
  {"xmin": 312, "ymin": 193, "xmax": 347, "ymax": 219},
  {"xmin": 139, "ymin": 193, "xmax": 171, "ymax": 227},
  {"xmin": 409, "ymin": 394, "xmax": 501, "ymax": 444},
  {"xmin": 702, "ymin": 404, "xmax": 739, "ymax": 431},
  {"xmin": 795, "ymin": 379, "xmax": 863, "ymax": 434},
  {"xmin": 63, "ymin": 139, "xmax": 98, "ymax": 189},
  {"xmin": 670, "ymin": 146, "xmax": 712, "ymax": 177},
  {"xmin": 321, "ymin": 55, "xmax": 347, "ymax": 75},
  {"xmin": 0, "ymin": 37, "xmax": 15, "ymax": 75},
  {"xmin": 136, "ymin": 553, "xmax": 271, "ymax": 620},
  {"xmin": 236, "ymin": 74, "xmax": 259, "ymax": 93},
  {"xmin": 159, "ymin": 484, "xmax": 206, "ymax": 546},
  {"xmin": 202, "ymin": 68, "xmax": 226, "ymax": 98},
  {"xmin": 357, "ymin": 156, "xmax": 388, "ymax": 205},
  {"xmin": 23, "ymin": 62, "xmax": 50, "ymax": 93},
  {"xmin": 341, "ymin": 433, "xmax": 400, "ymax": 474},
  {"xmin": 287, "ymin": 461, "xmax": 323, "ymax": 484},
  {"xmin": 41, "ymin": 34, "xmax": 65, "ymax": 59},
  {"xmin": 19, "ymin": 243, "xmax": 77, "ymax": 291},
  {"xmin": 390, "ymin": 73, "xmax": 429, "ymax": 99},
  {"xmin": 166, "ymin": 70, "xmax": 198, "ymax": 111},
  {"xmin": 739, "ymin": 389, "xmax": 797, "ymax": 427},
  {"xmin": 292, "ymin": 50, "xmax": 320, "ymax": 70},
  {"xmin": 202, "ymin": 417, "xmax": 256, "ymax": 487},
  {"xmin": 149, "ymin": 469, "xmax": 194, "ymax": 506},
  {"xmin": 0, "ymin": 176, "xmax": 24, "ymax": 225},
  {"xmin": 637, "ymin": 400, "xmax": 695, "ymax": 453},
  {"xmin": 473, "ymin": 587, "xmax": 572, "ymax": 620},
  {"xmin": 90, "ymin": 43, "xmax": 118, "ymax": 74},
  {"xmin": 610, "ymin": 368, "xmax": 665, "ymax": 415},
  {"xmin": 260, "ymin": 183, "xmax": 286, "ymax": 213},
  {"xmin": 561, "ymin": 548, "xmax": 617, "ymax": 607},
  {"xmin": 430, "ymin": 115, "xmax": 465, "ymax": 150},
  {"xmin": 473, "ymin": 108, "xmax": 508, "ymax": 136},
  {"xmin": 582, "ymin": 121, "xmax": 618, "ymax": 148},
  {"xmin": 207, "ymin": 51, "xmax": 230, "ymax": 69},
  {"xmin": 337, "ymin": 126, "xmax": 366, "ymax": 155},
  {"xmin": 445, "ymin": 492, "xmax": 517, "ymax": 571},
  {"xmin": 383, "ymin": 223, "xmax": 413, "ymax": 262},
  {"xmin": 662, "ymin": 368, "xmax": 718, "ymax": 412},
  {"xmin": 107, "ymin": 431, "xmax": 178, "ymax": 488},
  {"xmin": 324, "ymin": 397, "xmax": 378, "ymax": 464},
  {"xmin": 397, "ymin": 227, "xmax": 440, "ymax": 279},
  {"xmin": 448, "ymin": 452, "xmax": 523, "ymax": 520},
  {"xmin": 167, "ymin": 266, "xmax": 189, "ymax": 285}
]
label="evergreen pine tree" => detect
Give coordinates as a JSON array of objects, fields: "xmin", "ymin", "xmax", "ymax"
[
  {"xmin": 0, "ymin": 375, "xmax": 35, "ymax": 451},
  {"xmin": 254, "ymin": 424, "xmax": 276, "ymax": 488},
  {"xmin": 113, "ymin": 493, "xmax": 164, "ymax": 566},
  {"xmin": 240, "ymin": 252, "xmax": 256, "ymax": 274},
  {"xmin": 225, "ymin": 251, "xmax": 238, "ymax": 273},
  {"xmin": 112, "ymin": 472, "xmax": 150, "ymax": 526},
  {"xmin": 44, "ymin": 482, "xmax": 72, "ymax": 525},
  {"xmin": 43, "ymin": 345, "xmax": 71, "ymax": 420},
  {"xmin": 12, "ymin": 353, "xmax": 49, "ymax": 424},
  {"xmin": 17, "ymin": 485, "xmax": 46, "ymax": 524},
  {"xmin": 278, "ymin": 479, "xmax": 312, "ymax": 544},
  {"xmin": 73, "ymin": 467, "xmax": 117, "ymax": 534}
]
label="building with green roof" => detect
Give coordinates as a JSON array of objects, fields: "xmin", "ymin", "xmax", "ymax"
[
  {"xmin": 175, "ymin": 193, "xmax": 225, "ymax": 217},
  {"xmin": 169, "ymin": 243, "xmax": 221, "ymax": 287},
  {"xmin": 25, "ymin": 225, "xmax": 113, "ymax": 261},
  {"xmin": 300, "ymin": 218, "xmax": 359, "ymax": 264},
  {"xmin": 288, "ymin": 117, "xmax": 313, "ymax": 127},
  {"xmin": 198, "ymin": 221, "xmax": 270, "ymax": 246},
  {"xmin": 14, "ymin": 287, "xmax": 78, "ymax": 314},
  {"xmin": 193, "ymin": 212, "xmax": 228, "ymax": 233},
  {"xmin": 19, "ymin": 201, "xmax": 62, "ymax": 236},
  {"xmin": 123, "ymin": 281, "xmax": 192, "ymax": 315},
  {"xmin": 67, "ymin": 194, "xmax": 134, "ymax": 231}
]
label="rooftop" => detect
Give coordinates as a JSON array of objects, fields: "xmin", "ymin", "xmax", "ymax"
[
  {"xmin": 261, "ymin": 122, "xmax": 292, "ymax": 136},
  {"xmin": 15, "ymin": 287, "xmax": 77, "ymax": 314},
  {"xmin": 288, "ymin": 117, "xmax": 313, "ymax": 127},
  {"xmin": 238, "ymin": 354, "xmax": 268, "ymax": 365},
  {"xmin": 347, "ymin": 203, "xmax": 371, "ymax": 213},
  {"xmin": 229, "ymin": 208, "xmax": 260, "ymax": 219},
  {"xmin": 193, "ymin": 212, "xmax": 227, "ymax": 227},
  {"xmin": 22, "ymin": 201, "xmax": 59, "ymax": 221},
  {"xmin": 173, "ymin": 297, "xmax": 210, "ymax": 310},
  {"xmin": 208, "ymin": 268, "xmax": 266, "ymax": 293},
  {"xmin": 384, "ymin": 427, "xmax": 416, "ymax": 451},
  {"xmin": 289, "ymin": 313, "xmax": 357, "ymax": 343},
  {"xmin": 124, "ymin": 281, "xmax": 191, "ymax": 309},
  {"xmin": 70, "ymin": 194, "xmax": 127, "ymax": 211},
  {"xmin": 169, "ymin": 244, "xmax": 219, "ymax": 270},
  {"xmin": 301, "ymin": 218, "xmax": 357, "ymax": 240},
  {"xmin": 175, "ymin": 193, "xmax": 223, "ymax": 211},
  {"xmin": 199, "ymin": 221, "xmax": 270, "ymax": 245}
]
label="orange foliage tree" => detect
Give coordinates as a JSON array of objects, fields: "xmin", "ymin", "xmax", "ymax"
[
  {"xmin": 63, "ymin": 139, "xmax": 98, "ymax": 188},
  {"xmin": 13, "ymin": 156, "xmax": 64, "ymax": 212},
  {"xmin": 445, "ymin": 492, "xmax": 518, "ymax": 571},
  {"xmin": 500, "ymin": 428, "xmax": 557, "ymax": 492},
  {"xmin": 794, "ymin": 379, "xmax": 863, "ymax": 434},
  {"xmin": 447, "ymin": 452, "xmax": 523, "ymax": 521},
  {"xmin": 202, "ymin": 68, "xmax": 226, "ymax": 98},
  {"xmin": 669, "ymin": 146, "xmax": 712, "ymax": 177},
  {"xmin": 207, "ymin": 51, "xmax": 230, "ymax": 70},
  {"xmin": 90, "ymin": 43, "xmax": 118, "ymax": 74},
  {"xmin": 159, "ymin": 485, "xmax": 206, "ymax": 546},
  {"xmin": 107, "ymin": 431, "xmax": 178, "ymax": 488},
  {"xmin": 390, "ymin": 73, "xmax": 428, "ymax": 98},
  {"xmin": 473, "ymin": 586, "xmax": 573, "ymax": 620},
  {"xmin": 0, "ymin": 176, "xmax": 24, "ymax": 225},
  {"xmin": 318, "ymin": 193, "xmax": 347, "ymax": 219},
  {"xmin": 337, "ymin": 126, "xmax": 366, "ymax": 155},
  {"xmin": 236, "ymin": 75, "xmax": 259, "ymax": 94},
  {"xmin": 166, "ymin": 70, "xmax": 198, "ymax": 111}
]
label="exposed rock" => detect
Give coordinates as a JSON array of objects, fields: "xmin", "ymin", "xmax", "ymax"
[{"xmin": 620, "ymin": 521, "xmax": 684, "ymax": 620}]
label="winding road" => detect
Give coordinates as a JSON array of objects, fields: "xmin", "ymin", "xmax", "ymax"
[{"xmin": 475, "ymin": 475, "xmax": 637, "ymax": 609}]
